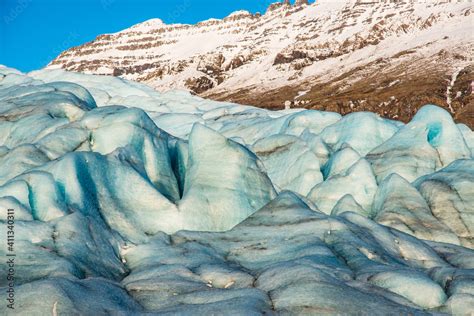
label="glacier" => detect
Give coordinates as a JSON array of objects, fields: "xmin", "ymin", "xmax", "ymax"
[{"xmin": 0, "ymin": 65, "xmax": 473, "ymax": 315}]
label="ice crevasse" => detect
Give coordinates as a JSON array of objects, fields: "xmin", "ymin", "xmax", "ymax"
[{"xmin": 0, "ymin": 65, "xmax": 473, "ymax": 315}]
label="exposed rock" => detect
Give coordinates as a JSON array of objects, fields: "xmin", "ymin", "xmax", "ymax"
[
  {"xmin": 185, "ymin": 76, "xmax": 215, "ymax": 94},
  {"xmin": 294, "ymin": 0, "xmax": 309, "ymax": 7}
]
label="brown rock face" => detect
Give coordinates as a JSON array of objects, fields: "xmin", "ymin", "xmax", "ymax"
[
  {"xmin": 294, "ymin": 0, "xmax": 309, "ymax": 6},
  {"xmin": 452, "ymin": 65, "xmax": 474, "ymax": 127},
  {"xmin": 267, "ymin": 2, "xmax": 284, "ymax": 12},
  {"xmin": 185, "ymin": 76, "xmax": 215, "ymax": 94},
  {"xmin": 267, "ymin": 0, "xmax": 291, "ymax": 12}
]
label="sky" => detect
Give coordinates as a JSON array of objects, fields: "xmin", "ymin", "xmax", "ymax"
[{"xmin": 0, "ymin": 0, "xmax": 313, "ymax": 72}]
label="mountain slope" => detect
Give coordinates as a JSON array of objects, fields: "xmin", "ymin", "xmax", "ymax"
[{"xmin": 48, "ymin": 0, "xmax": 474, "ymax": 126}]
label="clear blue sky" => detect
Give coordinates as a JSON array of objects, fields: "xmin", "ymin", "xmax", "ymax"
[{"xmin": 0, "ymin": 0, "xmax": 313, "ymax": 72}]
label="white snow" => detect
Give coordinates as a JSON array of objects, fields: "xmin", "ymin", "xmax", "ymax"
[
  {"xmin": 446, "ymin": 66, "xmax": 466, "ymax": 113},
  {"xmin": 294, "ymin": 89, "xmax": 310, "ymax": 100}
]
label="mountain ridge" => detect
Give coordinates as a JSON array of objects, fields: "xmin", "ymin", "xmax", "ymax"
[{"xmin": 48, "ymin": 0, "xmax": 474, "ymax": 127}]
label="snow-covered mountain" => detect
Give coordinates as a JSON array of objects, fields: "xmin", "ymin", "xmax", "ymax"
[
  {"xmin": 48, "ymin": 0, "xmax": 473, "ymax": 126},
  {"xmin": 1, "ymin": 65, "xmax": 474, "ymax": 314}
]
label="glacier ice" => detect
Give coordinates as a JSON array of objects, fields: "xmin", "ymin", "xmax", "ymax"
[
  {"xmin": 321, "ymin": 145, "xmax": 361, "ymax": 179},
  {"xmin": 0, "ymin": 66, "xmax": 473, "ymax": 314},
  {"xmin": 38, "ymin": 152, "xmax": 180, "ymax": 242},
  {"xmin": 178, "ymin": 124, "xmax": 276, "ymax": 231},
  {"xmin": 373, "ymin": 173, "xmax": 461, "ymax": 245},
  {"xmin": 280, "ymin": 109, "xmax": 341, "ymax": 136},
  {"xmin": 413, "ymin": 159, "xmax": 474, "ymax": 248},
  {"xmin": 252, "ymin": 134, "xmax": 323, "ymax": 195},
  {"xmin": 367, "ymin": 105, "xmax": 472, "ymax": 182},
  {"xmin": 4, "ymin": 278, "xmax": 142, "ymax": 314},
  {"xmin": 367, "ymin": 269, "xmax": 447, "ymax": 308},
  {"xmin": 319, "ymin": 111, "xmax": 399, "ymax": 156},
  {"xmin": 331, "ymin": 194, "xmax": 368, "ymax": 217},
  {"xmin": 307, "ymin": 158, "xmax": 378, "ymax": 214}
]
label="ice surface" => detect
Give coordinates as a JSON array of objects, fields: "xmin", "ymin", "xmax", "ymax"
[
  {"xmin": 322, "ymin": 145, "xmax": 361, "ymax": 179},
  {"xmin": 252, "ymin": 134, "xmax": 323, "ymax": 195},
  {"xmin": 373, "ymin": 173, "xmax": 461, "ymax": 245},
  {"xmin": 1, "ymin": 66, "xmax": 473, "ymax": 314},
  {"xmin": 458, "ymin": 123, "xmax": 474, "ymax": 156},
  {"xmin": 367, "ymin": 270, "xmax": 447, "ymax": 308},
  {"xmin": 331, "ymin": 194, "xmax": 368, "ymax": 217},
  {"xmin": 367, "ymin": 105, "xmax": 471, "ymax": 182},
  {"xmin": 178, "ymin": 124, "xmax": 276, "ymax": 231},
  {"xmin": 319, "ymin": 111, "xmax": 399, "ymax": 156},
  {"xmin": 39, "ymin": 152, "xmax": 180, "ymax": 242},
  {"xmin": 307, "ymin": 158, "xmax": 378, "ymax": 214},
  {"xmin": 413, "ymin": 159, "xmax": 474, "ymax": 248}
]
